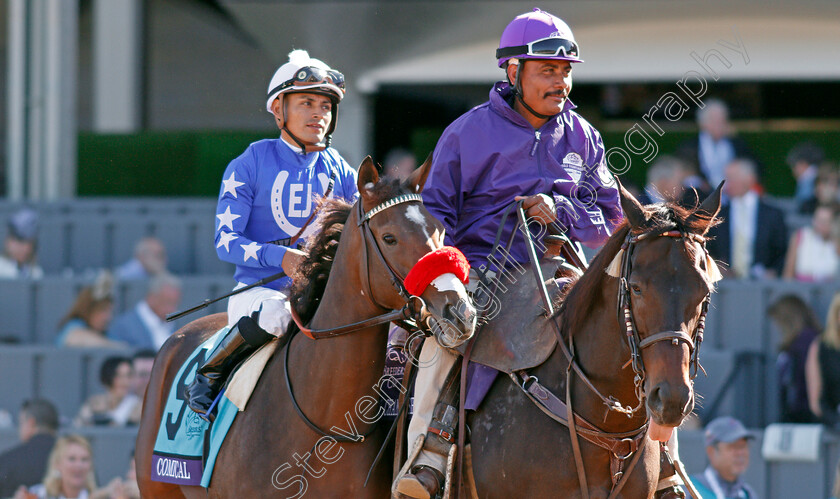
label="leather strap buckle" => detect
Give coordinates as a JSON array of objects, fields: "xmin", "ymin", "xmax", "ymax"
[{"xmin": 429, "ymin": 427, "xmax": 453, "ymax": 442}]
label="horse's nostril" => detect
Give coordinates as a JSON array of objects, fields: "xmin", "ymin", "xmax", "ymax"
[{"xmin": 648, "ymin": 385, "xmax": 663, "ymax": 410}]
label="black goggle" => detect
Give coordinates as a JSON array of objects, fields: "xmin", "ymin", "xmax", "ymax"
[
  {"xmin": 496, "ymin": 37, "xmax": 580, "ymax": 60},
  {"xmin": 269, "ymin": 66, "xmax": 345, "ymax": 98}
]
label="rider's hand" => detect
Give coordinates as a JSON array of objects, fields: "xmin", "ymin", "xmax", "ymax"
[
  {"xmin": 281, "ymin": 248, "xmax": 307, "ymax": 277},
  {"xmin": 515, "ymin": 194, "xmax": 557, "ymax": 225}
]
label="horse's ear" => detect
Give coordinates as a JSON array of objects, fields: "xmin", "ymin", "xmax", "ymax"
[
  {"xmin": 357, "ymin": 156, "xmax": 380, "ymax": 201},
  {"xmin": 688, "ymin": 181, "xmax": 724, "ymax": 235},
  {"xmin": 404, "ymin": 153, "xmax": 432, "ymax": 194},
  {"xmin": 617, "ymin": 177, "xmax": 647, "ymax": 229}
]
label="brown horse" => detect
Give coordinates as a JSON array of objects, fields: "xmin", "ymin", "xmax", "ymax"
[
  {"xmin": 136, "ymin": 157, "xmax": 476, "ymax": 498},
  {"xmin": 465, "ymin": 184, "xmax": 722, "ymax": 498}
]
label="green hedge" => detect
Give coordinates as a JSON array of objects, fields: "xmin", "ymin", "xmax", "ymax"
[
  {"xmin": 77, "ymin": 131, "xmax": 273, "ymax": 196},
  {"xmin": 79, "ymin": 129, "xmax": 840, "ymax": 197}
]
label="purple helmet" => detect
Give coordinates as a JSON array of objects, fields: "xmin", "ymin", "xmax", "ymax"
[{"xmin": 496, "ymin": 8, "xmax": 583, "ymax": 67}]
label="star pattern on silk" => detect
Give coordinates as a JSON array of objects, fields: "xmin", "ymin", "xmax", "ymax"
[
  {"xmin": 241, "ymin": 241, "xmax": 262, "ymax": 263},
  {"xmin": 222, "ymin": 172, "xmax": 245, "ymax": 198},
  {"xmin": 216, "ymin": 231, "xmax": 238, "ymax": 252},
  {"xmin": 216, "ymin": 206, "xmax": 240, "ymax": 231}
]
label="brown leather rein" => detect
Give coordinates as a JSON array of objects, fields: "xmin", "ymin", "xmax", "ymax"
[
  {"xmin": 512, "ymin": 209, "xmax": 712, "ymax": 499},
  {"xmin": 289, "ymin": 194, "xmax": 432, "ymax": 340}
]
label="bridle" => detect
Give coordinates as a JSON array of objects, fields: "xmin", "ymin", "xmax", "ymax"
[
  {"xmin": 289, "ymin": 193, "xmax": 432, "ymax": 339},
  {"xmin": 616, "ymin": 227, "xmax": 710, "ymax": 410}
]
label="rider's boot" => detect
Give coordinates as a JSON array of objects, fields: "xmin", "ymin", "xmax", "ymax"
[
  {"xmin": 186, "ymin": 315, "xmax": 274, "ymax": 420},
  {"xmin": 395, "ymin": 402, "xmax": 458, "ymax": 499}
]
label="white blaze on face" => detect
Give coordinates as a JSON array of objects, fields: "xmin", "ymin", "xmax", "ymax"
[
  {"xmin": 405, "ymin": 205, "xmax": 430, "ymax": 239},
  {"xmin": 430, "ymin": 273, "xmax": 467, "ymax": 296}
]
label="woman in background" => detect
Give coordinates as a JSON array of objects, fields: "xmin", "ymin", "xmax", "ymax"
[
  {"xmin": 56, "ymin": 272, "xmax": 122, "ymax": 348},
  {"xmin": 768, "ymin": 294, "xmax": 820, "ymax": 422},
  {"xmin": 806, "ymin": 292, "xmax": 840, "ymax": 428},
  {"xmin": 13, "ymin": 434, "xmax": 97, "ymax": 499},
  {"xmin": 75, "ymin": 356, "xmax": 139, "ymax": 427}
]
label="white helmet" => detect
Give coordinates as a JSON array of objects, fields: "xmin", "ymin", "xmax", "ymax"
[
  {"xmin": 266, "ymin": 50, "xmax": 345, "ymax": 152},
  {"xmin": 265, "ymin": 50, "xmax": 345, "ymax": 113}
]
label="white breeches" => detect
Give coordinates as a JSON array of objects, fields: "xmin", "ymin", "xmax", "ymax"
[{"xmin": 227, "ymin": 284, "xmax": 292, "ymax": 337}]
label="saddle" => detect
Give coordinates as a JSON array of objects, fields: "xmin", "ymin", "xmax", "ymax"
[{"xmin": 454, "ymin": 258, "xmax": 569, "ymax": 374}]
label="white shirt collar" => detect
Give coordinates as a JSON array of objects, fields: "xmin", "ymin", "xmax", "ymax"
[
  {"xmin": 281, "ymin": 136, "xmax": 303, "ymax": 154},
  {"xmin": 136, "ymin": 300, "xmax": 173, "ymax": 350}
]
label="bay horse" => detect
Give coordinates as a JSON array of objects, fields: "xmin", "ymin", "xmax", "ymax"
[
  {"xmin": 137, "ymin": 157, "xmax": 476, "ymax": 498},
  {"xmin": 465, "ymin": 183, "xmax": 722, "ymax": 498}
]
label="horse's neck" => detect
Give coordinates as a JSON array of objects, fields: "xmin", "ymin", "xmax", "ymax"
[
  {"xmin": 569, "ymin": 279, "xmax": 647, "ymax": 431},
  {"xmin": 288, "ymin": 226, "xmax": 390, "ymax": 426}
]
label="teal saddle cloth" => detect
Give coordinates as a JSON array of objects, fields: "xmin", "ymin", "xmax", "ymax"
[{"xmin": 151, "ymin": 326, "xmax": 240, "ymax": 488}]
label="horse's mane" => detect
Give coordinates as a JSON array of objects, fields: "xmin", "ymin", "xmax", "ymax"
[
  {"xmin": 287, "ymin": 177, "xmax": 408, "ymax": 328},
  {"xmin": 560, "ymin": 202, "xmax": 717, "ymax": 336}
]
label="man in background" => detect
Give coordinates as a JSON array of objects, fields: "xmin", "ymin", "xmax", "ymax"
[
  {"xmin": 115, "ymin": 237, "xmax": 168, "ymax": 280},
  {"xmin": 691, "ymin": 416, "xmax": 758, "ymax": 498},
  {"xmin": 108, "ymin": 273, "xmax": 182, "ymax": 350},
  {"xmin": 0, "ymin": 399, "xmax": 59, "ymax": 496}
]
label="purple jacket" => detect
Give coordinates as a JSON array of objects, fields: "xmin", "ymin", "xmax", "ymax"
[{"xmin": 423, "ymin": 82, "xmax": 622, "ymax": 269}]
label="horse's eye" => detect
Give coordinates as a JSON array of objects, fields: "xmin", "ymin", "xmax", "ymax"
[
  {"xmin": 630, "ymin": 284, "xmax": 642, "ymax": 295},
  {"xmin": 382, "ymin": 234, "xmax": 398, "ymax": 246}
]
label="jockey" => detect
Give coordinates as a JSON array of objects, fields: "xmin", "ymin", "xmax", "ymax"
[
  {"xmin": 186, "ymin": 50, "xmax": 359, "ymax": 419},
  {"xmin": 395, "ymin": 9, "xmax": 622, "ymax": 498}
]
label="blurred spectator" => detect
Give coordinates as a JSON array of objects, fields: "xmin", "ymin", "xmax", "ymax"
[
  {"xmin": 91, "ymin": 450, "xmax": 140, "ymax": 499},
  {"xmin": 131, "ymin": 349, "xmax": 155, "ymax": 399},
  {"xmin": 114, "ymin": 237, "xmax": 167, "ymax": 280},
  {"xmin": 787, "ymin": 142, "xmax": 825, "ymax": 205},
  {"xmin": 806, "ymin": 293, "xmax": 840, "ymax": 428},
  {"xmin": 768, "ymin": 295, "xmax": 820, "ymax": 423},
  {"xmin": 799, "ymin": 163, "xmax": 840, "ymax": 215},
  {"xmin": 638, "ymin": 155, "xmax": 687, "ymax": 205},
  {"xmin": 56, "ymin": 272, "xmax": 124, "ymax": 348},
  {"xmin": 75, "ymin": 356, "xmax": 140, "ymax": 427},
  {"xmin": 676, "ymin": 99, "xmax": 758, "ymax": 188},
  {"xmin": 0, "ymin": 208, "xmax": 43, "ymax": 279},
  {"xmin": 127, "ymin": 349, "xmax": 156, "ymax": 424},
  {"xmin": 382, "ymin": 148, "xmax": 417, "ymax": 182},
  {"xmin": 783, "ymin": 203, "xmax": 839, "ymax": 281},
  {"xmin": 689, "ymin": 416, "xmax": 757, "ymax": 499},
  {"xmin": 706, "ymin": 158, "xmax": 787, "ymax": 279},
  {"xmin": 0, "ymin": 399, "xmax": 59, "ymax": 497},
  {"xmin": 107, "ymin": 273, "xmax": 182, "ymax": 350},
  {"xmin": 13, "ymin": 434, "xmax": 98, "ymax": 499}
]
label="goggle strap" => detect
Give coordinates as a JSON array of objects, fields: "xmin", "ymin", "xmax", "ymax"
[{"xmin": 496, "ymin": 39, "xmax": 578, "ymax": 60}]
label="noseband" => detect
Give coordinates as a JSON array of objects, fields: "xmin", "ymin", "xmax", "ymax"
[{"xmin": 617, "ymin": 227, "xmax": 710, "ymax": 407}]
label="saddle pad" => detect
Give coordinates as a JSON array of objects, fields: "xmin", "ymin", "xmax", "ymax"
[
  {"xmin": 226, "ymin": 339, "xmax": 280, "ymax": 410},
  {"xmin": 151, "ymin": 326, "xmax": 241, "ymax": 487}
]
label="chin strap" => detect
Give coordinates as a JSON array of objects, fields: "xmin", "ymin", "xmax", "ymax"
[
  {"xmin": 511, "ymin": 59, "xmax": 555, "ymax": 121},
  {"xmin": 282, "ymin": 127, "xmax": 329, "ymax": 154}
]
